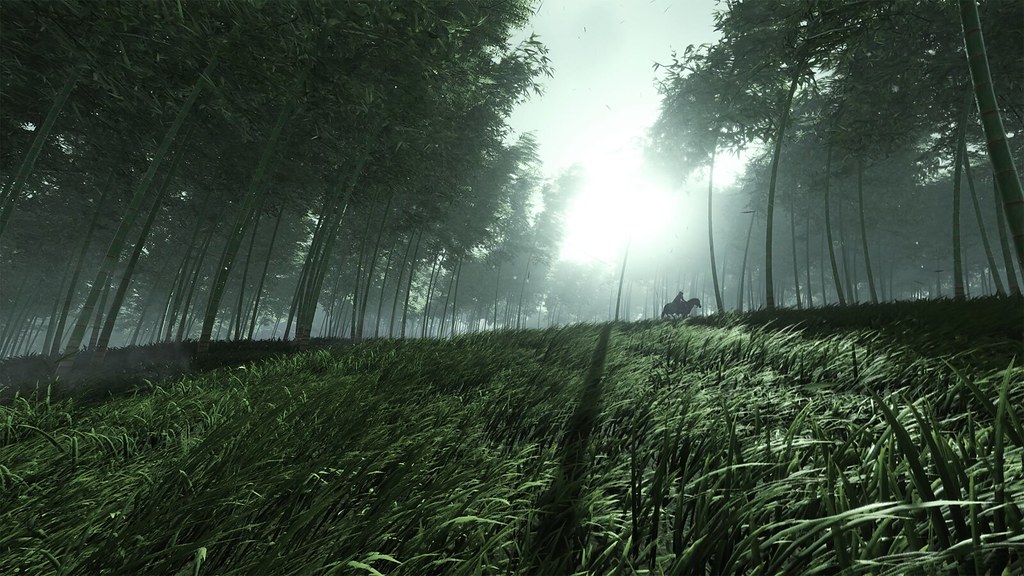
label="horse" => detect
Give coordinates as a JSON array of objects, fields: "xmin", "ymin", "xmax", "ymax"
[{"xmin": 661, "ymin": 292, "xmax": 702, "ymax": 319}]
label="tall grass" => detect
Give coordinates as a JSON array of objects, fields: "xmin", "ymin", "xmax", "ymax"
[{"xmin": 1, "ymin": 298, "xmax": 1021, "ymax": 574}]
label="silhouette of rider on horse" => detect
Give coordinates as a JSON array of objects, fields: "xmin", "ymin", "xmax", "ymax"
[{"xmin": 661, "ymin": 291, "xmax": 702, "ymax": 319}]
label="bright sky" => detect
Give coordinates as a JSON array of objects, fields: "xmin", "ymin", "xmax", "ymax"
[{"xmin": 508, "ymin": 0, "xmax": 742, "ymax": 266}]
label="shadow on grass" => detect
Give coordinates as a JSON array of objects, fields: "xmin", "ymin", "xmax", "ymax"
[{"xmin": 526, "ymin": 323, "xmax": 613, "ymax": 574}]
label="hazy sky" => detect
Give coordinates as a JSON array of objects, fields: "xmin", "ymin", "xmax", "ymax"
[
  {"xmin": 507, "ymin": 0, "xmax": 731, "ymax": 265},
  {"xmin": 509, "ymin": 0, "xmax": 720, "ymax": 172}
]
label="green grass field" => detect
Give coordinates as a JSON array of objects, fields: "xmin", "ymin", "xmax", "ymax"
[{"xmin": 2, "ymin": 297, "xmax": 1022, "ymax": 575}]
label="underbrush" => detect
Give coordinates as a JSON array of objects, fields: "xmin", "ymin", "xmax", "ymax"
[{"xmin": 1, "ymin": 300, "xmax": 1021, "ymax": 574}]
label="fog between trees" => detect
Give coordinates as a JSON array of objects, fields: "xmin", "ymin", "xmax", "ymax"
[{"xmin": 1, "ymin": 0, "xmax": 1021, "ymax": 361}]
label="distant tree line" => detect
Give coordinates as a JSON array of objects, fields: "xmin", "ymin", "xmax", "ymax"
[
  {"xmin": 0, "ymin": 0, "xmax": 584, "ymax": 361},
  {"xmin": 649, "ymin": 0, "xmax": 1023, "ymax": 311}
]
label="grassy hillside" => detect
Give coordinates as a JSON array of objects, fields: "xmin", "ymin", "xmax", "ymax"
[{"xmin": 2, "ymin": 297, "xmax": 1022, "ymax": 574}]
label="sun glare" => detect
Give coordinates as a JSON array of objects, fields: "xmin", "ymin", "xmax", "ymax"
[
  {"xmin": 554, "ymin": 104, "xmax": 749, "ymax": 268},
  {"xmin": 560, "ymin": 150, "xmax": 684, "ymax": 266}
]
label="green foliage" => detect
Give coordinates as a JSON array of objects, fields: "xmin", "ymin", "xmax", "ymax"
[
  {"xmin": 1, "ymin": 299, "xmax": 1021, "ymax": 574},
  {"xmin": 0, "ymin": 0, "xmax": 553, "ymax": 355}
]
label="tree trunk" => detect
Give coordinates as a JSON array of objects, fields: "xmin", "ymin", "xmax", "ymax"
[
  {"xmin": 959, "ymin": 0, "xmax": 1024, "ymax": 272},
  {"xmin": 95, "ymin": 122, "xmax": 195, "ymax": 358},
  {"xmin": 295, "ymin": 149, "xmax": 372, "ymax": 345},
  {"xmin": 0, "ymin": 69, "xmax": 80, "ymax": 236},
  {"xmin": 824, "ymin": 140, "xmax": 846, "ymax": 305},
  {"xmin": 88, "ymin": 280, "xmax": 111, "ymax": 349},
  {"xmin": 707, "ymin": 144, "xmax": 725, "ymax": 313},
  {"xmin": 438, "ymin": 262, "xmax": 457, "ymax": 337},
  {"xmin": 839, "ymin": 200, "xmax": 855, "ymax": 303},
  {"xmin": 387, "ymin": 233, "xmax": 415, "ymax": 338},
  {"xmin": 356, "ymin": 194, "xmax": 393, "ymax": 340},
  {"xmin": 176, "ymin": 225, "xmax": 216, "ymax": 342},
  {"xmin": 422, "ymin": 253, "xmax": 442, "ymax": 338},
  {"xmin": 247, "ymin": 205, "xmax": 285, "ymax": 340},
  {"xmin": 789, "ymin": 206, "xmax": 801, "ymax": 308},
  {"xmin": 804, "ymin": 207, "xmax": 814, "ymax": 308},
  {"xmin": 400, "ymin": 231, "xmax": 423, "ymax": 338},
  {"xmin": 348, "ymin": 200, "xmax": 377, "ymax": 342},
  {"xmin": 0, "ymin": 275, "xmax": 31, "ymax": 356},
  {"xmin": 449, "ymin": 257, "xmax": 465, "ymax": 337},
  {"xmin": 232, "ymin": 209, "xmax": 262, "ymax": 340},
  {"xmin": 129, "ymin": 281, "xmax": 165, "ymax": 347},
  {"xmin": 47, "ymin": 167, "xmax": 115, "ymax": 356},
  {"xmin": 59, "ymin": 56, "xmax": 216, "ymax": 372},
  {"xmin": 42, "ymin": 258, "xmax": 74, "ymax": 355},
  {"xmin": 285, "ymin": 211, "xmax": 325, "ymax": 342},
  {"xmin": 515, "ymin": 250, "xmax": 534, "ymax": 329},
  {"xmin": 952, "ymin": 105, "xmax": 968, "ymax": 301},
  {"xmin": 158, "ymin": 190, "xmax": 216, "ymax": 342},
  {"xmin": 493, "ymin": 261, "xmax": 502, "ymax": 328},
  {"xmin": 964, "ymin": 145, "xmax": 1005, "ymax": 295},
  {"xmin": 615, "ymin": 240, "xmax": 631, "ymax": 321},
  {"xmin": 737, "ymin": 213, "xmax": 755, "ymax": 313},
  {"xmin": 197, "ymin": 90, "xmax": 295, "ymax": 354},
  {"xmin": 857, "ymin": 159, "xmax": 878, "ymax": 303},
  {"xmin": 373, "ymin": 235, "xmax": 400, "ymax": 338},
  {"xmin": 764, "ymin": 68, "xmax": 801, "ymax": 310},
  {"xmin": 819, "ymin": 231, "xmax": 829, "ymax": 305},
  {"xmin": 993, "ymin": 178, "xmax": 1022, "ymax": 295}
]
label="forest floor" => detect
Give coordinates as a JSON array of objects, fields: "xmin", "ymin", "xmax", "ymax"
[{"xmin": 2, "ymin": 296, "xmax": 1022, "ymax": 574}]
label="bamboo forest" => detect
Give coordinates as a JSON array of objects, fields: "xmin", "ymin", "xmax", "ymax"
[{"xmin": 1, "ymin": 0, "xmax": 1022, "ymax": 574}]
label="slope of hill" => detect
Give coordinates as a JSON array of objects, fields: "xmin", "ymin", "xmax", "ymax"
[{"xmin": 2, "ymin": 297, "xmax": 1022, "ymax": 574}]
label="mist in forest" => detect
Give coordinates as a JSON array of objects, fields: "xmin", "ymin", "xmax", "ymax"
[{"xmin": 1, "ymin": 0, "xmax": 1022, "ymax": 362}]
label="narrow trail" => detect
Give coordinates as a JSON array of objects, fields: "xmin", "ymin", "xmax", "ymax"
[{"xmin": 526, "ymin": 323, "xmax": 613, "ymax": 574}]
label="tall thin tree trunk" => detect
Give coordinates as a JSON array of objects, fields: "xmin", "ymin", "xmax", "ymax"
[
  {"xmin": 439, "ymin": 262, "xmax": 457, "ymax": 337},
  {"xmin": 357, "ymin": 195, "xmax": 392, "ymax": 340},
  {"xmin": 129, "ymin": 286, "xmax": 161, "ymax": 346},
  {"xmin": 516, "ymin": 251, "xmax": 534, "ymax": 329},
  {"xmin": 176, "ymin": 226, "xmax": 216, "ymax": 342},
  {"xmin": 60, "ymin": 56, "xmax": 217, "ymax": 372},
  {"xmin": 824, "ymin": 140, "xmax": 846, "ymax": 305},
  {"xmin": 95, "ymin": 122, "xmax": 195, "ymax": 358},
  {"xmin": 707, "ymin": 144, "xmax": 725, "ymax": 313},
  {"xmin": 839, "ymin": 200, "xmax": 855, "ymax": 303},
  {"xmin": 0, "ymin": 275, "xmax": 31, "ymax": 356},
  {"xmin": 964, "ymin": 146, "xmax": 1005, "ymax": 295},
  {"xmin": 493, "ymin": 262, "xmax": 502, "ymax": 328},
  {"xmin": 42, "ymin": 254, "xmax": 74, "ymax": 356},
  {"xmin": 952, "ymin": 102, "xmax": 968, "ymax": 301},
  {"xmin": 449, "ymin": 257, "xmax": 463, "ymax": 337},
  {"xmin": 48, "ymin": 167, "xmax": 117, "ymax": 356},
  {"xmin": 857, "ymin": 159, "xmax": 878, "ymax": 303},
  {"xmin": 348, "ymin": 202, "xmax": 376, "ymax": 341},
  {"xmin": 88, "ymin": 280, "xmax": 111, "ymax": 349},
  {"xmin": 248, "ymin": 205, "xmax": 285, "ymax": 340},
  {"xmin": 789, "ymin": 206, "xmax": 801, "ymax": 308},
  {"xmin": 373, "ymin": 235, "xmax": 400, "ymax": 338},
  {"xmin": 764, "ymin": 68, "xmax": 801, "ymax": 309},
  {"xmin": 383, "ymin": 233, "xmax": 411, "ymax": 338},
  {"xmin": 959, "ymin": 0, "xmax": 1024, "ymax": 272},
  {"xmin": 819, "ymin": 231, "xmax": 829, "ymax": 306},
  {"xmin": 400, "ymin": 231, "xmax": 423, "ymax": 338},
  {"xmin": 804, "ymin": 207, "xmax": 814, "ymax": 308},
  {"xmin": 422, "ymin": 254, "xmax": 442, "ymax": 338},
  {"xmin": 232, "ymin": 210, "xmax": 262, "ymax": 340},
  {"xmin": 159, "ymin": 190, "xmax": 217, "ymax": 342},
  {"xmin": 615, "ymin": 240, "xmax": 631, "ymax": 321},
  {"xmin": 197, "ymin": 97, "xmax": 294, "ymax": 354},
  {"xmin": 993, "ymin": 178, "xmax": 1022, "ymax": 295},
  {"xmin": 737, "ymin": 213, "xmax": 755, "ymax": 313}
]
